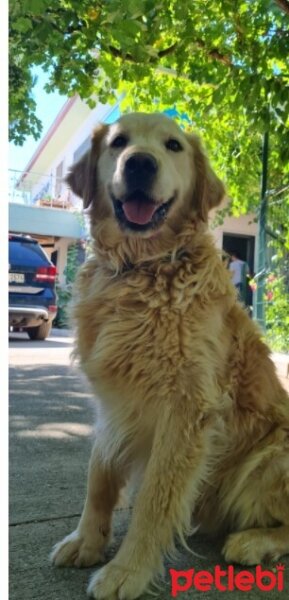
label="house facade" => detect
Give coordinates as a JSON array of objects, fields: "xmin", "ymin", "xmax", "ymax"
[
  {"xmin": 17, "ymin": 97, "xmax": 121, "ymax": 208},
  {"xmin": 9, "ymin": 97, "xmax": 121, "ymax": 283},
  {"xmin": 10, "ymin": 95, "xmax": 258, "ymax": 291}
]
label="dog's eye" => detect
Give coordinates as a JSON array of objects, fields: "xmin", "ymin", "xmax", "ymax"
[
  {"xmin": 110, "ymin": 135, "xmax": 128, "ymax": 149},
  {"xmin": 165, "ymin": 138, "xmax": 183, "ymax": 152}
]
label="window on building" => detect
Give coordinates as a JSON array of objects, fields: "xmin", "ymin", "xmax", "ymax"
[{"xmin": 55, "ymin": 161, "xmax": 64, "ymax": 197}]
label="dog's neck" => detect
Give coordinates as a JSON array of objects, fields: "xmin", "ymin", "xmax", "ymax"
[
  {"xmin": 119, "ymin": 247, "xmax": 192, "ymax": 274},
  {"xmin": 90, "ymin": 218, "xmax": 212, "ymax": 275}
]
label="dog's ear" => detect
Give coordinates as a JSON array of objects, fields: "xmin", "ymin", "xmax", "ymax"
[
  {"xmin": 66, "ymin": 124, "xmax": 108, "ymax": 209},
  {"xmin": 188, "ymin": 133, "xmax": 225, "ymax": 222}
]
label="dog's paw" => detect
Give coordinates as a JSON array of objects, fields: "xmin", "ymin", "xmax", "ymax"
[
  {"xmin": 222, "ymin": 529, "xmax": 278, "ymax": 565},
  {"xmin": 51, "ymin": 530, "xmax": 106, "ymax": 568},
  {"xmin": 87, "ymin": 560, "xmax": 151, "ymax": 600}
]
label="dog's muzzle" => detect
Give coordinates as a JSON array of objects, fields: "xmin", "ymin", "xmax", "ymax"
[{"xmin": 111, "ymin": 152, "xmax": 176, "ymax": 232}]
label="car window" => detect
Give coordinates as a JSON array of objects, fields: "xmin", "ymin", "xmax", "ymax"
[{"xmin": 9, "ymin": 241, "xmax": 49, "ymax": 267}]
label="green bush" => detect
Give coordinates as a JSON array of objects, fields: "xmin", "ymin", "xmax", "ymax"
[
  {"xmin": 54, "ymin": 244, "xmax": 79, "ymax": 329},
  {"xmin": 265, "ymin": 271, "xmax": 289, "ymax": 353}
]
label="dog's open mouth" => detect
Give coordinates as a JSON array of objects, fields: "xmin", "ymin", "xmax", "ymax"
[{"xmin": 112, "ymin": 191, "xmax": 175, "ymax": 232}]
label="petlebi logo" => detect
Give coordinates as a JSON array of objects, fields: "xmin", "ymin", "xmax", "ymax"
[{"xmin": 170, "ymin": 564, "xmax": 285, "ymax": 596}]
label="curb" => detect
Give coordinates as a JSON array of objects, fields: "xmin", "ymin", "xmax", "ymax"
[{"xmin": 51, "ymin": 328, "xmax": 73, "ymax": 338}]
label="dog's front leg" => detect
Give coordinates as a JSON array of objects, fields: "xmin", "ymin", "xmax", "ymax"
[
  {"xmin": 51, "ymin": 439, "xmax": 124, "ymax": 567},
  {"xmin": 88, "ymin": 399, "xmax": 213, "ymax": 599}
]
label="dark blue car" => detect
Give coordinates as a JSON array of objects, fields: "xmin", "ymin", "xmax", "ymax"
[{"xmin": 9, "ymin": 234, "xmax": 57, "ymax": 340}]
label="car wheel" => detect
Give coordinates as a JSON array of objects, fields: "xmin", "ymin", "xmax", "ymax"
[{"xmin": 27, "ymin": 321, "xmax": 52, "ymax": 341}]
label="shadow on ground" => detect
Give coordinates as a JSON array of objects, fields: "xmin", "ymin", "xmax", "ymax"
[
  {"xmin": 9, "ymin": 334, "xmax": 73, "ymax": 349},
  {"xmin": 9, "ymin": 364, "xmax": 289, "ymax": 599},
  {"xmin": 10, "ymin": 364, "xmax": 96, "ymax": 524}
]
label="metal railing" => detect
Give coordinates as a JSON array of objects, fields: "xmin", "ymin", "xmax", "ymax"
[{"xmin": 8, "ymin": 169, "xmax": 75, "ymax": 210}]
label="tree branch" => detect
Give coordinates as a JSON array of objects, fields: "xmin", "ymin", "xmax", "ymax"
[
  {"xmin": 108, "ymin": 45, "xmax": 135, "ymax": 62},
  {"xmin": 158, "ymin": 42, "xmax": 179, "ymax": 58},
  {"xmin": 195, "ymin": 39, "xmax": 233, "ymax": 67},
  {"xmin": 108, "ymin": 38, "xmax": 233, "ymax": 68},
  {"xmin": 275, "ymin": 0, "xmax": 289, "ymax": 16},
  {"xmin": 107, "ymin": 42, "xmax": 178, "ymax": 63}
]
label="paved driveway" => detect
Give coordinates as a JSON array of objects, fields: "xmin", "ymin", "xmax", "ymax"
[{"xmin": 9, "ymin": 330, "xmax": 289, "ymax": 599}]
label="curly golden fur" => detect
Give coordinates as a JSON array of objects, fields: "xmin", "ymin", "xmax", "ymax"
[{"xmin": 51, "ymin": 113, "xmax": 289, "ymax": 600}]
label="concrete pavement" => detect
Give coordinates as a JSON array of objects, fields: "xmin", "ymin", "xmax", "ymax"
[{"xmin": 9, "ymin": 329, "xmax": 289, "ymax": 599}]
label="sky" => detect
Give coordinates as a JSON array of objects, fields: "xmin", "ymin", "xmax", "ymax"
[{"xmin": 9, "ymin": 67, "xmax": 67, "ymax": 172}]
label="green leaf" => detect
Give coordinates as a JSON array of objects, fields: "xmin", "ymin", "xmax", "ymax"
[{"xmin": 13, "ymin": 17, "xmax": 33, "ymax": 33}]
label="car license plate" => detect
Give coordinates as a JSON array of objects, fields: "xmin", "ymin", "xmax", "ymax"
[{"xmin": 9, "ymin": 273, "xmax": 25, "ymax": 283}]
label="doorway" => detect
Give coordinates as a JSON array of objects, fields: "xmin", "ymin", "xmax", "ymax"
[{"xmin": 222, "ymin": 233, "xmax": 256, "ymax": 307}]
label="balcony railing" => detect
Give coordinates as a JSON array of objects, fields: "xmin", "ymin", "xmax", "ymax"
[{"xmin": 8, "ymin": 169, "xmax": 79, "ymax": 210}]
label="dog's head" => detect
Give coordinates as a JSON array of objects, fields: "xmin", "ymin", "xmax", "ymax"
[{"xmin": 67, "ymin": 113, "xmax": 225, "ymax": 238}]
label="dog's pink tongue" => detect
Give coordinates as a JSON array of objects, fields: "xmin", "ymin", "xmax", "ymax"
[{"xmin": 122, "ymin": 200, "xmax": 157, "ymax": 225}]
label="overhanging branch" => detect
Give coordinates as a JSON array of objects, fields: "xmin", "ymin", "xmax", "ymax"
[
  {"xmin": 195, "ymin": 39, "xmax": 233, "ymax": 67},
  {"xmin": 108, "ymin": 42, "xmax": 178, "ymax": 63},
  {"xmin": 275, "ymin": 0, "xmax": 289, "ymax": 16},
  {"xmin": 108, "ymin": 38, "xmax": 233, "ymax": 68}
]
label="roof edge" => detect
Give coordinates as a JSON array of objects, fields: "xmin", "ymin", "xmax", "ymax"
[{"xmin": 21, "ymin": 95, "xmax": 78, "ymax": 179}]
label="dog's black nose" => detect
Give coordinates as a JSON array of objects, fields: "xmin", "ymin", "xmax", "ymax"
[{"xmin": 124, "ymin": 153, "xmax": 158, "ymax": 188}]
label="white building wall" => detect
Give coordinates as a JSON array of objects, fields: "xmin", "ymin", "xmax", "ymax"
[
  {"xmin": 210, "ymin": 213, "xmax": 258, "ymax": 249},
  {"xmin": 29, "ymin": 101, "xmax": 120, "ymax": 206}
]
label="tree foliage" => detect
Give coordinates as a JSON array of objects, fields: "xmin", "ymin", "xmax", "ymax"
[
  {"xmin": 10, "ymin": 0, "xmax": 289, "ymax": 213},
  {"xmin": 10, "ymin": 0, "xmax": 289, "ymax": 345},
  {"xmin": 263, "ymin": 189, "xmax": 289, "ymax": 350}
]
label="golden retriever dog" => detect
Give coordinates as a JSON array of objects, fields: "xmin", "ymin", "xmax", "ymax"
[{"xmin": 51, "ymin": 113, "xmax": 289, "ymax": 599}]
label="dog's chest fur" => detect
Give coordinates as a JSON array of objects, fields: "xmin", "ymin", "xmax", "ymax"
[
  {"xmin": 72, "ymin": 240, "xmax": 284, "ymax": 492},
  {"xmin": 72, "ymin": 249, "xmax": 234, "ymax": 467},
  {"xmin": 73, "ymin": 246, "xmax": 234, "ymax": 416}
]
